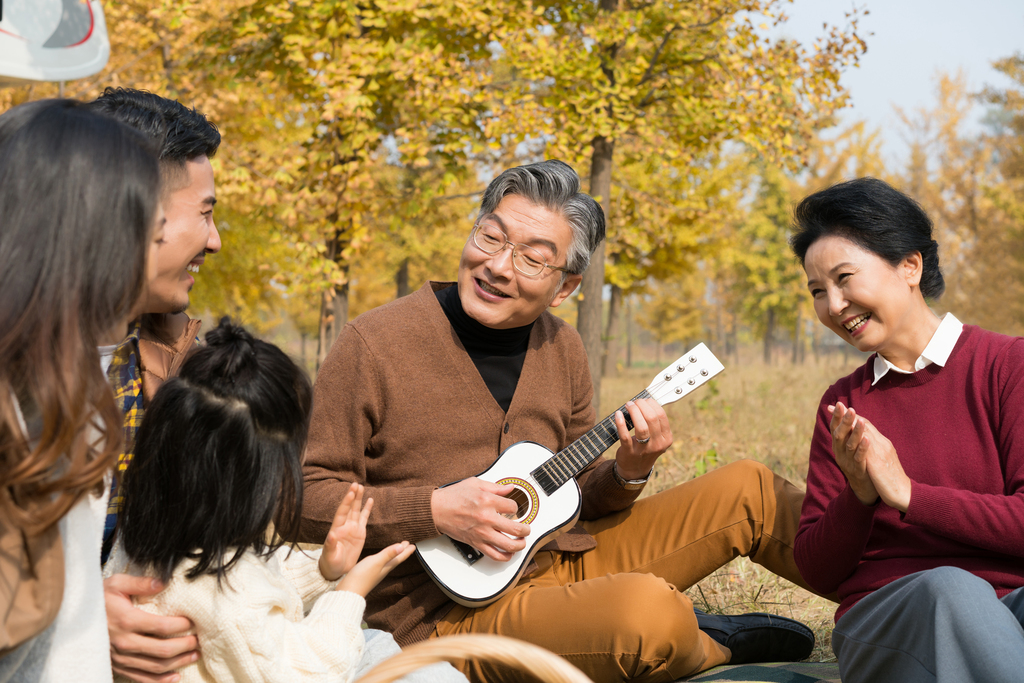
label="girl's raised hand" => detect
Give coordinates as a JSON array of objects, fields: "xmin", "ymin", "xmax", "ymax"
[
  {"xmin": 337, "ymin": 541, "xmax": 416, "ymax": 597},
  {"xmin": 319, "ymin": 483, "xmax": 373, "ymax": 582}
]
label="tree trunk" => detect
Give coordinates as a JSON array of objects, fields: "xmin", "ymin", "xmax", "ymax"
[
  {"xmin": 396, "ymin": 258, "xmax": 411, "ymax": 298},
  {"xmin": 727, "ymin": 315, "xmax": 738, "ymax": 364},
  {"xmin": 715, "ymin": 287, "xmax": 724, "ymax": 355},
  {"xmin": 791, "ymin": 308, "xmax": 802, "ymax": 365},
  {"xmin": 625, "ymin": 295, "xmax": 634, "ymax": 369},
  {"xmin": 579, "ymin": 135, "xmax": 613, "ymax": 415},
  {"xmin": 763, "ymin": 308, "xmax": 775, "ymax": 365},
  {"xmin": 316, "ymin": 231, "xmax": 351, "ymax": 370},
  {"xmin": 602, "ymin": 283, "xmax": 624, "ymax": 378}
]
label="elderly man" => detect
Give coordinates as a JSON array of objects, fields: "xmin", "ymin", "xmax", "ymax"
[{"xmin": 300, "ymin": 160, "xmax": 815, "ymax": 683}]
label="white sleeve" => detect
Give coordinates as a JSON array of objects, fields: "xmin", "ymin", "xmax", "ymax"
[
  {"xmin": 274, "ymin": 545, "xmax": 339, "ymax": 613},
  {"xmin": 150, "ymin": 556, "xmax": 366, "ymax": 683}
]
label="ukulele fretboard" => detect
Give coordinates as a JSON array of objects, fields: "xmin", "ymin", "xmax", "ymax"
[{"xmin": 531, "ymin": 389, "xmax": 652, "ymax": 495}]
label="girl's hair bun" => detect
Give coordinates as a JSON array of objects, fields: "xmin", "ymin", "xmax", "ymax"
[{"xmin": 202, "ymin": 317, "xmax": 257, "ymax": 382}]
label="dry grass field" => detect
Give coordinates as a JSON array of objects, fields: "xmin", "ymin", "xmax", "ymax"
[{"xmin": 598, "ymin": 350, "xmax": 866, "ymax": 662}]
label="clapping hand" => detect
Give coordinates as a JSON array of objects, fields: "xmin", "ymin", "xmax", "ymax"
[{"xmin": 829, "ymin": 402, "xmax": 912, "ymax": 511}]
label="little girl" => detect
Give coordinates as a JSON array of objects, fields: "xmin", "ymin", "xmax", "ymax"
[{"xmin": 106, "ymin": 319, "xmax": 462, "ymax": 683}]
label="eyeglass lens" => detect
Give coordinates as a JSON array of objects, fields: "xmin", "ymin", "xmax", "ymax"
[{"xmin": 474, "ymin": 223, "xmax": 556, "ymax": 276}]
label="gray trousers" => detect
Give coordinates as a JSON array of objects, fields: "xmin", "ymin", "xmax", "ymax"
[
  {"xmin": 356, "ymin": 629, "xmax": 469, "ymax": 683},
  {"xmin": 833, "ymin": 567, "xmax": 1024, "ymax": 683}
]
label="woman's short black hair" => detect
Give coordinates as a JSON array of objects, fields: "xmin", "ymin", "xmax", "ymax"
[
  {"xmin": 790, "ymin": 177, "xmax": 945, "ymax": 299},
  {"xmin": 119, "ymin": 318, "xmax": 312, "ymax": 583}
]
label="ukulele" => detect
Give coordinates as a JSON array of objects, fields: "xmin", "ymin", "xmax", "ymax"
[{"xmin": 415, "ymin": 343, "xmax": 724, "ymax": 607}]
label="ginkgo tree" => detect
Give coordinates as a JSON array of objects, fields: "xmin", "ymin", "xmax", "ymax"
[
  {"xmin": 199, "ymin": 0, "xmax": 550, "ymax": 365},
  {"xmin": 485, "ymin": 0, "xmax": 867, "ymax": 411}
]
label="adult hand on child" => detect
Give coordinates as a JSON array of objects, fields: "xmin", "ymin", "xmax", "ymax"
[
  {"xmin": 337, "ymin": 541, "xmax": 416, "ymax": 597},
  {"xmin": 105, "ymin": 574, "xmax": 198, "ymax": 683},
  {"xmin": 319, "ymin": 482, "xmax": 372, "ymax": 582}
]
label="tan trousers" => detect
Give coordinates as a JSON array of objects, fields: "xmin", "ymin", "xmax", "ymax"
[{"xmin": 432, "ymin": 460, "xmax": 809, "ymax": 683}]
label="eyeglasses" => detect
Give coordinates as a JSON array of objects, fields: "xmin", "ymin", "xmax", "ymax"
[{"xmin": 471, "ymin": 222, "xmax": 571, "ymax": 278}]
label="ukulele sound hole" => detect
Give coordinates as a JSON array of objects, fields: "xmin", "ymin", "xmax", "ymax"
[
  {"xmin": 496, "ymin": 477, "xmax": 540, "ymax": 525},
  {"xmin": 504, "ymin": 487, "xmax": 531, "ymax": 520}
]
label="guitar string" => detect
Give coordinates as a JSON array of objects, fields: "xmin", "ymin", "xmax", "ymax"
[
  {"xmin": 537, "ymin": 357, "xmax": 702, "ymax": 488},
  {"xmin": 534, "ymin": 356, "xmax": 711, "ymax": 489}
]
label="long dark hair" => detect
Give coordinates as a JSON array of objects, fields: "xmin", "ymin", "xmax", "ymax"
[
  {"xmin": 790, "ymin": 177, "xmax": 945, "ymax": 299},
  {"xmin": 119, "ymin": 318, "xmax": 312, "ymax": 583},
  {"xmin": 0, "ymin": 100, "xmax": 160, "ymax": 534}
]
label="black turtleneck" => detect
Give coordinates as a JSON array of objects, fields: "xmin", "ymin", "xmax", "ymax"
[{"xmin": 436, "ymin": 285, "xmax": 534, "ymax": 413}]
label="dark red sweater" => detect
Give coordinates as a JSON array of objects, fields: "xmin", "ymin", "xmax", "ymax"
[{"xmin": 794, "ymin": 325, "xmax": 1024, "ymax": 622}]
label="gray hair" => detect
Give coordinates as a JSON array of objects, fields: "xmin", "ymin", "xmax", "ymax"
[{"xmin": 478, "ymin": 160, "xmax": 606, "ymax": 275}]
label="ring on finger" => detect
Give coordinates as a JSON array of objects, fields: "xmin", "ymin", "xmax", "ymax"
[{"xmin": 635, "ymin": 436, "xmax": 650, "ymax": 444}]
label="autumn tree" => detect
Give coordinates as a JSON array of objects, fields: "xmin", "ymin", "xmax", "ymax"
[
  {"xmin": 898, "ymin": 71, "xmax": 1024, "ymax": 334},
  {"xmin": 0, "ymin": 1, "xmax": 300, "ymax": 335},
  {"xmin": 196, "ymin": 1, "xmax": 582, "ymax": 365},
  {"xmin": 605, "ymin": 145, "xmax": 749, "ymax": 374},
  {"xmin": 636, "ymin": 269, "xmax": 707, "ymax": 364},
  {"xmin": 723, "ymin": 164, "xmax": 807, "ymax": 364},
  {"xmin": 486, "ymin": 0, "xmax": 866, "ymax": 411}
]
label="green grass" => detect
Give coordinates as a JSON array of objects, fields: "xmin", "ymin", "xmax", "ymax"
[{"xmin": 599, "ymin": 353, "xmax": 865, "ymax": 662}]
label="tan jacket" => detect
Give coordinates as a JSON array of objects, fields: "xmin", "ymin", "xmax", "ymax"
[
  {"xmin": 0, "ymin": 398, "xmax": 64, "ymax": 657},
  {"xmin": 136, "ymin": 313, "xmax": 202, "ymax": 404},
  {"xmin": 0, "ymin": 512, "xmax": 63, "ymax": 657}
]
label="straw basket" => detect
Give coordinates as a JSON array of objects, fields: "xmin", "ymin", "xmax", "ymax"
[{"xmin": 355, "ymin": 634, "xmax": 594, "ymax": 683}]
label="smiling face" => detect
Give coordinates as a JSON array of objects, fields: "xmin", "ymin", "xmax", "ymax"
[
  {"xmin": 143, "ymin": 156, "xmax": 220, "ymax": 315},
  {"xmin": 804, "ymin": 234, "xmax": 937, "ymax": 368},
  {"xmin": 457, "ymin": 194, "xmax": 583, "ymax": 329}
]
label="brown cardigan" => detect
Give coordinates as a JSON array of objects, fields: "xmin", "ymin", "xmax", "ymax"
[{"xmin": 301, "ymin": 282, "xmax": 642, "ymax": 644}]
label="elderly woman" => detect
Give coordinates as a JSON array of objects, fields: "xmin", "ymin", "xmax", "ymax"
[{"xmin": 790, "ymin": 178, "xmax": 1024, "ymax": 683}]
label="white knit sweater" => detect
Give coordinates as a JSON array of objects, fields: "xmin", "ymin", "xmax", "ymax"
[{"xmin": 108, "ymin": 546, "xmax": 366, "ymax": 683}]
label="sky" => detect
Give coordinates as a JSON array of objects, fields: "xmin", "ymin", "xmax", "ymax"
[{"xmin": 772, "ymin": 0, "xmax": 1024, "ymax": 164}]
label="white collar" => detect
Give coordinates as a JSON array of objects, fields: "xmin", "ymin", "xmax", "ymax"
[{"xmin": 872, "ymin": 312, "xmax": 963, "ymax": 385}]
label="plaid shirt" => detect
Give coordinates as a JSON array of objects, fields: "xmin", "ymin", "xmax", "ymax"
[{"xmin": 102, "ymin": 321, "xmax": 144, "ymax": 562}]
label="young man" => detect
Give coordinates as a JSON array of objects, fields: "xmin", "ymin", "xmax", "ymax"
[
  {"xmin": 300, "ymin": 160, "xmax": 817, "ymax": 683},
  {"xmin": 89, "ymin": 88, "xmax": 220, "ymax": 683}
]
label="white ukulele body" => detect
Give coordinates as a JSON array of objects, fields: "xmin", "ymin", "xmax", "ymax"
[
  {"xmin": 416, "ymin": 441, "xmax": 582, "ymax": 607},
  {"xmin": 415, "ymin": 343, "xmax": 725, "ymax": 608}
]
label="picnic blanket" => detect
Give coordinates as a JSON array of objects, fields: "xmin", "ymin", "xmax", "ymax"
[{"xmin": 680, "ymin": 661, "xmax": 842, "ymax": 682}]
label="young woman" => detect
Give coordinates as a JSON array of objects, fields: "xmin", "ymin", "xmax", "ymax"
[
  {"xmin": 0, "ymin": 100, "xmax": 163, "ymax": 680},
  {"xmin": 108, "ymin": 319, "xmax": 463, "ymax": 683},
  {"xmin": 790, "ymin": 177, "xmax": 1024, "ymax": 683}
]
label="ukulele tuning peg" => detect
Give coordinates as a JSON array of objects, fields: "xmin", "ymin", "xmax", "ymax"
[
  {"xmin": 664, "ymin": 373, "xmax": 672, "ymax": 381},
  {"xmin": 675, "ymin": 387, "xmax": 683, "ymax": 394},
  {"xmin": 687, "ymin": 378, "xmax": 696, "ymax": 385},
  {"xmin": 688, "ymin": 356, "xmax": 696, "ymax": 363},
  {"xmin": 700, "ymin": 369, "xmax": 708, "ymax": 376}
]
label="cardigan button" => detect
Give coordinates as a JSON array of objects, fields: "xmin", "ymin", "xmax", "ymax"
[{"xmin": 503, "ymin": 422, "xmax": 509, "ymax": 434}]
